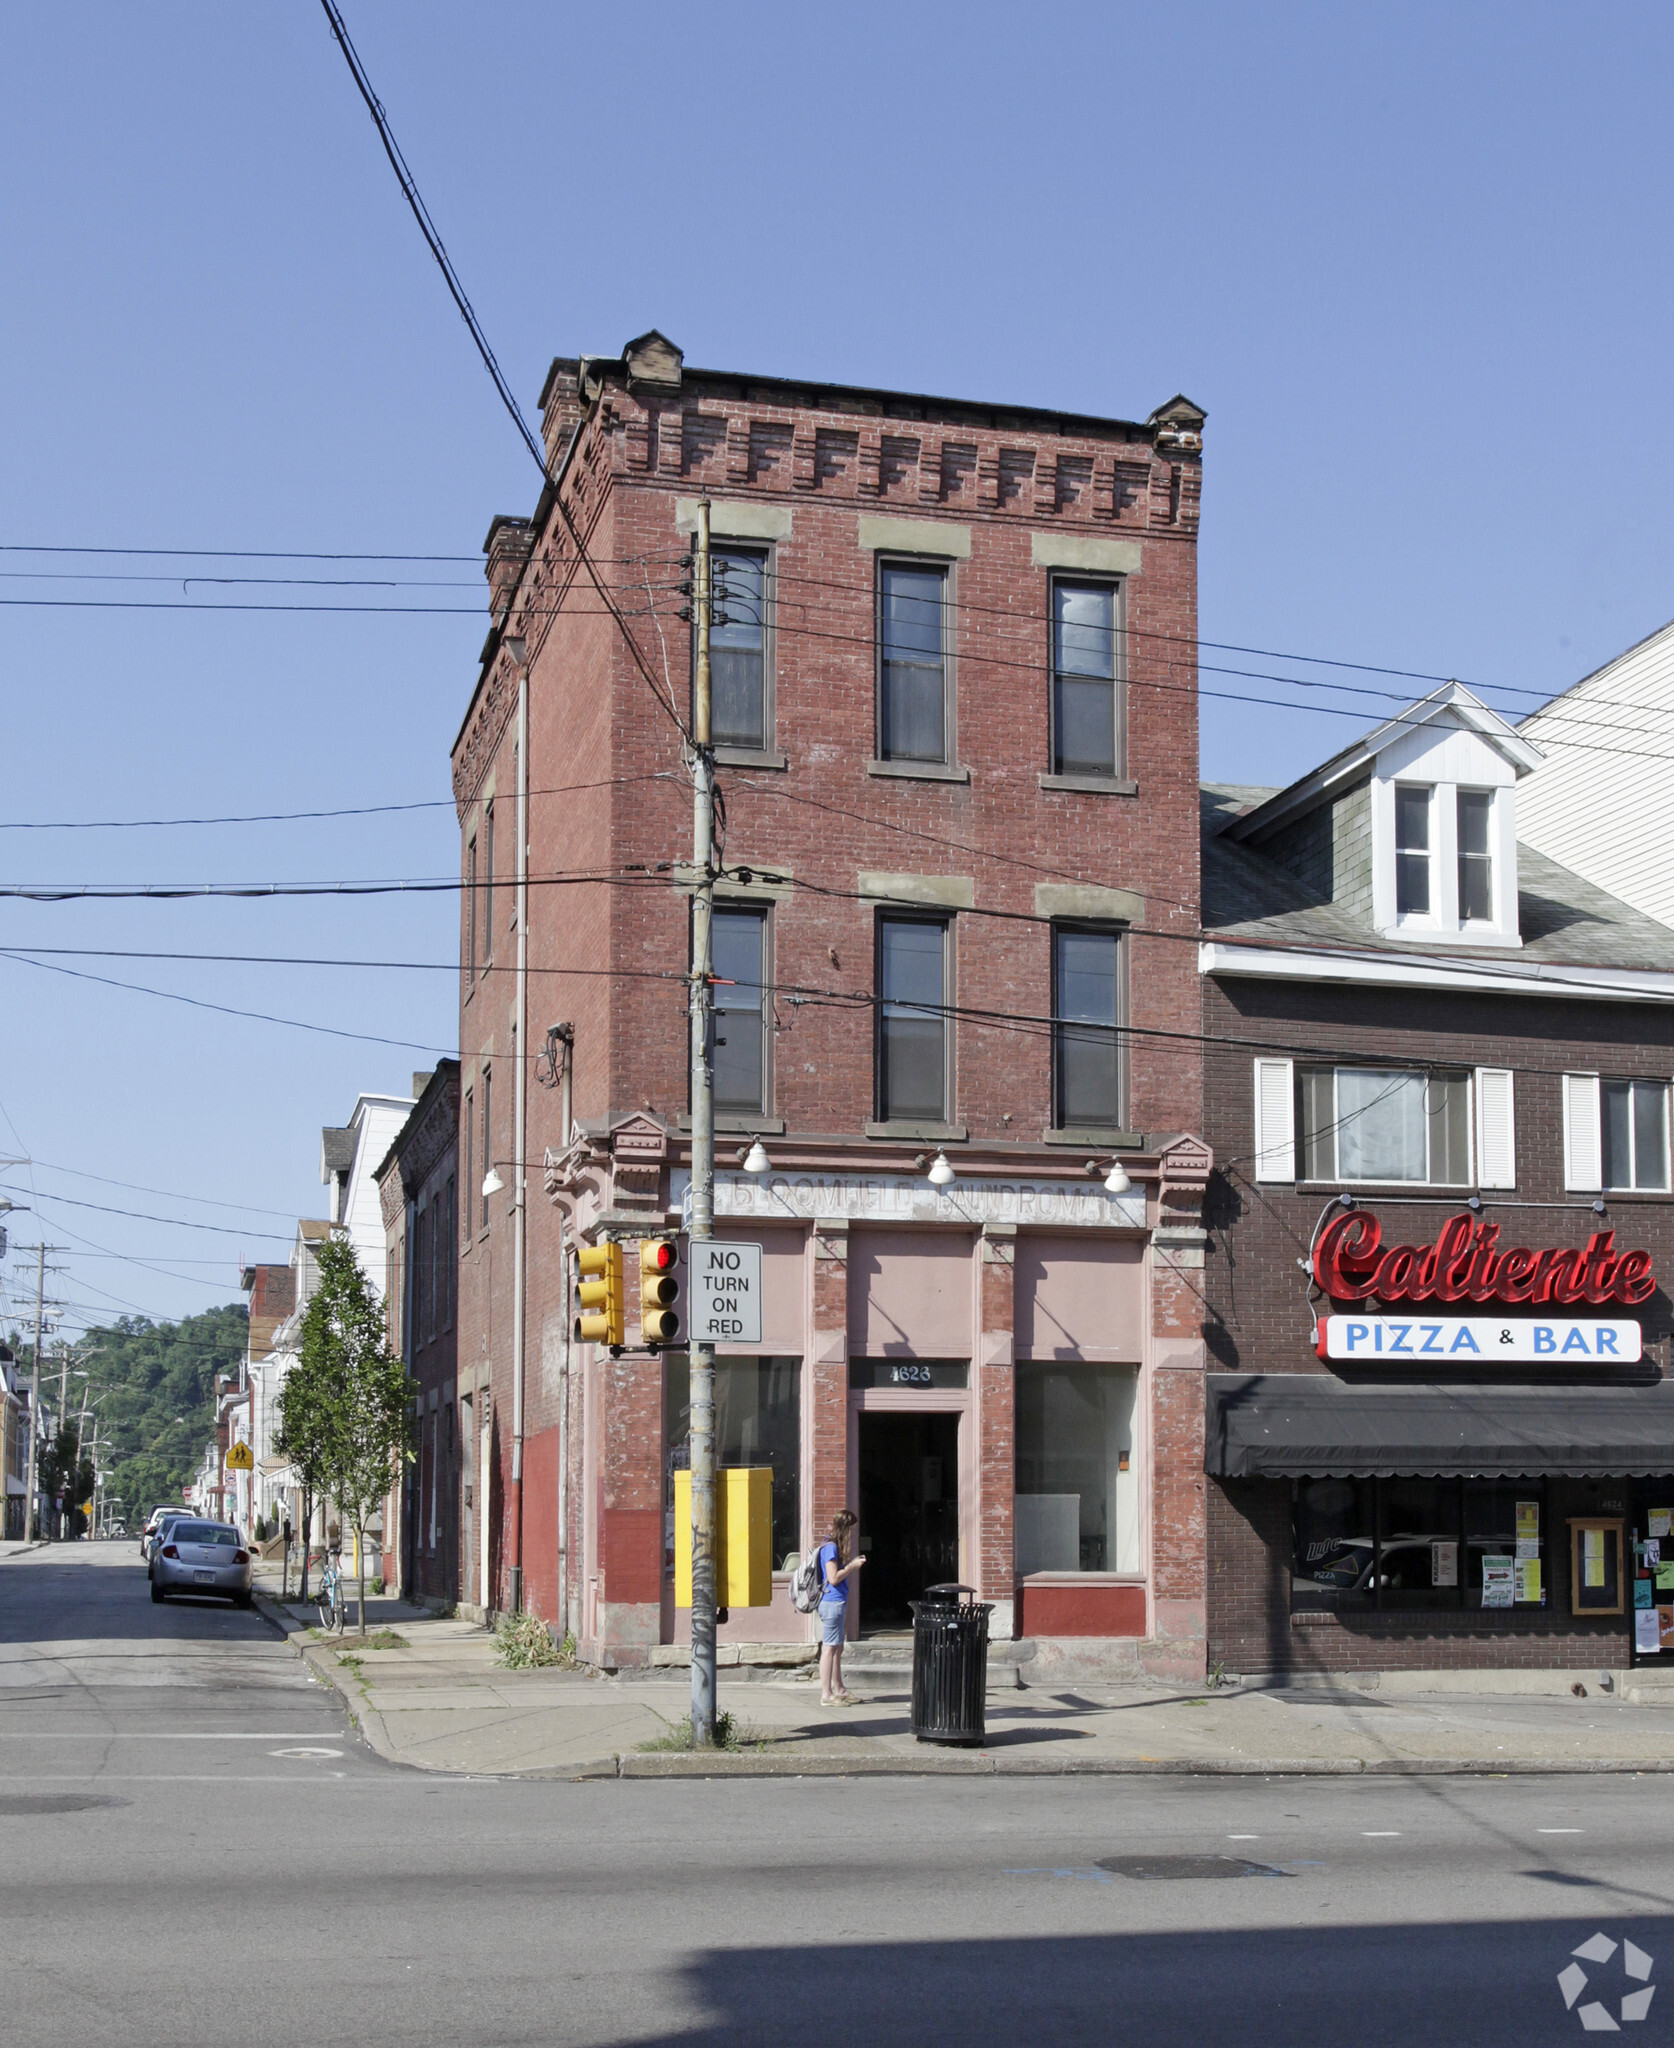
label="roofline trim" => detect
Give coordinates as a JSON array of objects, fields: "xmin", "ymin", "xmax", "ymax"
[{"xmin": 1198, "ymin": 937, "xmax": 1674, "ymax": 1005}]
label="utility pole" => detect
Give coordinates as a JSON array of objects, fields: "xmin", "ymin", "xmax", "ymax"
[
  {"xmin": 688, "ymin": 500, "xmax": 719, "ymax": 1746},
  {"xmin": 22, "ymin": 1246, "xmax": 59, "ymax": 1545}
]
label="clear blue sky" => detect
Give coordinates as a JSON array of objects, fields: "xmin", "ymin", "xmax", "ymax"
[{"xmin": 4, "ymin": 2, "xmax": 1672, "ymax": 1338}]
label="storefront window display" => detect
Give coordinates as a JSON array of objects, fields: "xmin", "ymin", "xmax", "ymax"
[
  {"xmin": 1292, "ymin": 1475, "xmax": 1549, "ymax": 1612},
  {"xmin": 664, "ymin": 1356, "xmax": 801, "ymax": 1572},
  {"xmin": 1015, "ymin": 1363, "xmax": 1138, "ymax": 1575}
]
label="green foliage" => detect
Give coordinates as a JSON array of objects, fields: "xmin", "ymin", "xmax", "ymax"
[
  {"xmin": 14, "ymin": 1306, "xmax": 247, "ymax": 1521},
  {"xmin": 37, "ymin": 1423, "xmax": 95, "ymax": 1535},
  {"xmin": 288, "ymin": 1237, "xmax": 414, "ymax": 1633},
  {"xmin": 636, "ymin": 1710, "xmax": 746, "ymax": 1753},
  {"xmin": 496, "ymin": 1609, "xmax": 564, "ymax": 1669}
]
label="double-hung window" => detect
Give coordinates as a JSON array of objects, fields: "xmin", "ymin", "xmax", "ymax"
[
  {"xmin": 480, "ymin": 1066, "xmax": 493, "ymax": 1232},
  {"xmin": 878, "ymin": 562, "xmax": 949, "ymax": 764},
  {"xmin": 463, "ymin": 1088, "xmax": 474, "ymax": 1240},
  {"xmin": 1457, "ymin": 789, "xmax": 1494, "ymax": 922},
  {"xmin": 877, "ymin": 915, "xmax": 950, "ymax": 1123},
  {"xmin": 1051, "ymin": 582, "xmax": 1121, "ymax": 779},
  {"xmin": 1394, "ymin": 785, "xmax": 1432, "ymax": 916},
  {"xmin": 709, "ymin": 549, "xmax": 769, "ymax": 751},
  {"xmin": 1299, "ymin": 1066, "xmax": 1472, "ymax": 1185},
  {"xmin": 465, "ymin": 836, "xmax": 478, "ymax": 985},
  {"xmin": 1052, "ymin": 927, "xmax": 1123, "ymax": 1130},
  {"xmin": 1604, "ymin": 1080, "xmax": 1671, "ymax": 1192},
  {"xmin": 712, "ymin": 906, "xmax": 769, "ymax": 1117},
  {"xmin": 482, "ymin": 800, "xmax": 494, "ymax": 960}
]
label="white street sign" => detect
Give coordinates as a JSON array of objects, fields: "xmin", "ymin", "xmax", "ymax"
[{"xmin": 690, "ymin": 1239, "xmax": 763, "ymax": 1344}]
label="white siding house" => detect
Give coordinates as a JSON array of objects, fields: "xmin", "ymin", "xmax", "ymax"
[{"xmin": 1518, "ymin": 616, "xmax": 1674, "ymax": 930}]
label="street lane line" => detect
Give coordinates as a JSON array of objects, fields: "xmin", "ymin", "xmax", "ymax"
[
  {"xmin": 1228, "ymin": 1834, "xmax": 1259, "ymax": 1840},
  {"xmin": 0, "ymin": 1731, "xmax": 345, "ymax": 1740},
  {"xmin": 1539, "ymin": 1827, "xmax": 1584, "ymax": 1833},
  {"xmin": 1362, "ymin": 1831, "xmax": 1401, "ymax": 1837}
]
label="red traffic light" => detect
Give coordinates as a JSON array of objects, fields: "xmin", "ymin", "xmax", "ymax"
[{"xmin": 643, "ymin": 1239, "xmax": 678, "ymax": 1273}]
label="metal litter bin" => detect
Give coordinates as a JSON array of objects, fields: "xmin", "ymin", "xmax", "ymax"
[{"xmin": 909, "ymin": 1582, "xmax": 992, "ymax": 1745}]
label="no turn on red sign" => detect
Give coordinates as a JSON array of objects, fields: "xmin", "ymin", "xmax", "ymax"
[{"xmin": 689, "ymin": 1240, "xmax": 763, "ymax": 1344}]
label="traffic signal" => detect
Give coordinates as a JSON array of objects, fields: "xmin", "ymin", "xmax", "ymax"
[
  {"xmin": 574, "ymin": 1242, "xmax": 624, "ymax": 1348},
  {"xmin": 639, "ymin": 1236, "xmax": 682, "ymax": 1347}
]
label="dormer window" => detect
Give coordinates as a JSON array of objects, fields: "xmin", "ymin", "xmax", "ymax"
[
  {"xmin": 1457, "ymin": 790, "xmax": 1493, "ymax": 922},
  {"xmin": 1394, "ymin": 786, "xmax": 1432, "ymax": 917}
]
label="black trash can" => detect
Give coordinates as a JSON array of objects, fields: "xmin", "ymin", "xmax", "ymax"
[{"xmin": 909, "ymin": 1582, "xmax": 992, "ymax": 1745}]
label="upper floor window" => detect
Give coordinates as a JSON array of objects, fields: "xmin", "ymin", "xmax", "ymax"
[
  {"xmin": 1052, "ymin": 926, "xmax": 1123, "ymax": 1130},
  {"xmin": 482, "ymin": 800, "xmax": 495, "ymax": 961},
  {"xmin": 1394, "ymin": 785, "xmax": 1432, "ymax": 916},
  {"xmin": 1300, "ymin": 1065, "xmax": 1472, "ymax": 1185},
  {"xmin": 1457, "ymin": 789, "xmax": 1493, "ymax": 922},
  {"xmin": 1051, "ymin": 582, "xmax": 1121, "ymax": 779},
  {"xmin": 877, "ymin": 914, "xmax": 950, "ymax": 1123},
  {"xmin": 709, "ymin": 549, "xmax": 769, "ymax": 752},
  {"xmin": 465, "ymin": 836, "xmax": 478, "ymax": 984},
  {"xmin": 712, "ymin": 906, "xmax": 769, "ymax": 1116},
  {"xmin": 878, "ymin": 562, "xmax": 948, "ymax": 764},
  {"xmin": 479, "ymin": 1066, "xmax": 493, "ymax": 1232},
  {"xmin": 462, "ymin": 1092, "xmax": 474, "ymax": 1245},
  {"xmin": 443, "ymin": 1174, "xmax": 455, "ymax": 1327},
  {"xmin": 1604, "ymin": 1080, "xmax": 1670, "ymax": 1193}
]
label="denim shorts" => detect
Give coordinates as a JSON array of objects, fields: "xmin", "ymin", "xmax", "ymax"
[{"xmin": 818, "ymin": 1598, "xmax": 847, "ymax": 1647}]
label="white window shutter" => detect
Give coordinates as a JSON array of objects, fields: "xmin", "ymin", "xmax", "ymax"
[
  {"xmin": 1474, "ymin": 1068, "xmax": 1515, "ymax": 1190},
  {"xmin": 1253, "ymin": 1058, "xmax": 1295, "ymax": 1182},
  {"xmin": 1563, "ymin": 1072, "xmax": 1601, "ymax": 1192}
]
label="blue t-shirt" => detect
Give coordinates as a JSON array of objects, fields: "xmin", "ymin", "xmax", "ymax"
[{"xmin": 818, "ymin": 1540, "xmax": 846, "ymax": 1606}]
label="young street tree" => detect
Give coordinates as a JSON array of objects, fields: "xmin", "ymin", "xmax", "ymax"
[
  {"xmin": 273, "ymin": 1324, "xmax": 333, "ymax": 1604},
  {"xmin": 37, "ymin": 1423, "xmax": 94, "ymax": 1540},
  {"xmin": 288, "ymin": 1234, "xmax": 413, "ymax": 1634}
]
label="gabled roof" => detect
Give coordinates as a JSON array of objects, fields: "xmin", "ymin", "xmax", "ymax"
[
  {"xmin": 320, "ymin": 1127, "xmax": 356, "ymax": 1178},
  {"xmin": 1220, "ymin": 682, "xmax": 1545, "ymax": 846}
]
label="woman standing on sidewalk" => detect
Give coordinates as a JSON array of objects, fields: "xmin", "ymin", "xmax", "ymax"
[{"xmin": 818, "ymin": 1509, "xmax": 864, "ymax": 1706}]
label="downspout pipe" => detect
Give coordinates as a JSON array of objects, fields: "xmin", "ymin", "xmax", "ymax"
[{"xmin": 506, "ymin": 641, "xmax": 531, "ymax": 1614}]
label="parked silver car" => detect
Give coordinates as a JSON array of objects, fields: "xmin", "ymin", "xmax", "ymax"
[
  {"xmin": 149, "ymin": 1519, "xmax": 253, "ymax": 1606},
  {"xmin": 139, "ymin": 1507, "xmax": 191, "ymax": 1563}
]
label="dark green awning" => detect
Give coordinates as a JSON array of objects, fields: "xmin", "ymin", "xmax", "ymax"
[{"xmin": 1206, "ymin": 1372, "xmax": 1674, "ymax": 1480}]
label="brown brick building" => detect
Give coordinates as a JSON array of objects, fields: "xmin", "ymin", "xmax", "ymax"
[
  {"xmin": 1201, "ymin": 685, "xmax": 1674, "ymax": 1677},
  {"xmin": 453, "ymin": 332, "xmax": 1213, "ymax": 1675}
]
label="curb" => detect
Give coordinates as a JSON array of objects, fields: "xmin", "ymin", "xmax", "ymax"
[{"xmin": 248, "ymin": 1593, "xmax": 1674, "ymax": 1784}]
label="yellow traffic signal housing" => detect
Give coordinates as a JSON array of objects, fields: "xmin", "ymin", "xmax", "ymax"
[
  {"xmin": 639, "ymin": 1236, "xmax": 682, "ymax": 1347},
  {"xmin": 574, "ymin": 1241, "xmax": 625, "ymax": 1348},
  {"xmin": 673, "ymin": 1465, "xmax": 773, "ymax": 1608}
]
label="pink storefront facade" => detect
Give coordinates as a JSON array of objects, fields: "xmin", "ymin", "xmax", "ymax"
[{"xmin": 547, "ymin": 1127, "xmax": 1211, "ymax": 1679}]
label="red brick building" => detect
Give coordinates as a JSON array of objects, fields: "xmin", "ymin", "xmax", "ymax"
[
  {"xmin": 453, "ymin": 332, "xmax": 1212, "ymax": 1675},
  {"xmin": 376, "ymin": 1062, "xmax": 461, "ymax": 1606},
  {"xmin": 1202, "ymin": 685, "xmax": 1674, "ymax": 1677}
]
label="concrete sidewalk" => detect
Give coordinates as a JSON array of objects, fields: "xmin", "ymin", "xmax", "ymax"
[{"xmin": 252, "ymin": 1576, "xmax": 1674, "ymax": 1780}]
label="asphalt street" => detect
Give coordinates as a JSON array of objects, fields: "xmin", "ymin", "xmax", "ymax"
[{"xmin": 5, "ymin": 1546, "xmax": 1674, "ymax": 2047}]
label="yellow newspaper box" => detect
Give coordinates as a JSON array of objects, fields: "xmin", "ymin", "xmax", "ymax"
[{"xmin": 674, "ymin": 1465, "xmax": 773, "ymax": 1608}]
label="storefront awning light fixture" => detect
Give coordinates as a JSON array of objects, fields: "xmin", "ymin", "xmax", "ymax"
[
  {"xmin": 1102, "ymin": 1159, "xmax": 1131, "ymax": 1196},
  {"xmin": 927, "ymin": 1150, "xmax": 956, "ymax": 1188},
  {"xmin": 741, "ymin": 1138, "xmax": 772, "ymax": 1176},
  {"xmin": 481, "ymin": 1164, "xmax": 505, "ymax": 1197}
]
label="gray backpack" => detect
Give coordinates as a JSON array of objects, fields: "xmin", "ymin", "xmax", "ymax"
[{"xmin": 790, "ymin": 1547, "xmax": 827, "ymax": 1614}]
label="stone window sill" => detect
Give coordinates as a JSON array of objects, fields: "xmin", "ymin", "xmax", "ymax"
[
  {"xmin": 863, "ymin": 1120, "xmax": 969, "ymax": 1142},
  {"xmin": 866, "ymin": 758, "xmax": 971, "ymax": 785},
  {"xmin": 1041, "ymin": 1127, "xmax": 1142, "ymax": 1149},
  {"xmin": 714, "ymin": 746, "xmax": 788, "ymax": 771},
  {"xmin": 1039, "ymin": 773, "xmax": 1137, "ymax": 796},
  {"xmin": 678, "ymin": 1115, "xmax": 786, "ymax": 1136}
]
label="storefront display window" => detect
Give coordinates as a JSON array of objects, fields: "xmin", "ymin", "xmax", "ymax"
[
  {"xmin": 665, "ymin": 1356, "xmax": 801, "ymax": 1573},
  {"xmin": 1015, "ymin": 1362, "xmax": 1138, "ymax": 1574},
  {"xmin": 1291, "ymin": 1475, "xmax": 1549, "ymax": 1612}
]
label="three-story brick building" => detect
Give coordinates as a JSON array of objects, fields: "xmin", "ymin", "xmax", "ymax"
[{"xmin": 453, "ymin": 332, "xmax": 1212, "ymax": 1676}]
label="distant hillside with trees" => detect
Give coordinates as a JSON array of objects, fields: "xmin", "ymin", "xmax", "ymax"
[{"xmin": 10, "ymin": 1304, "xmax": 248, "ymax": 1527}]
